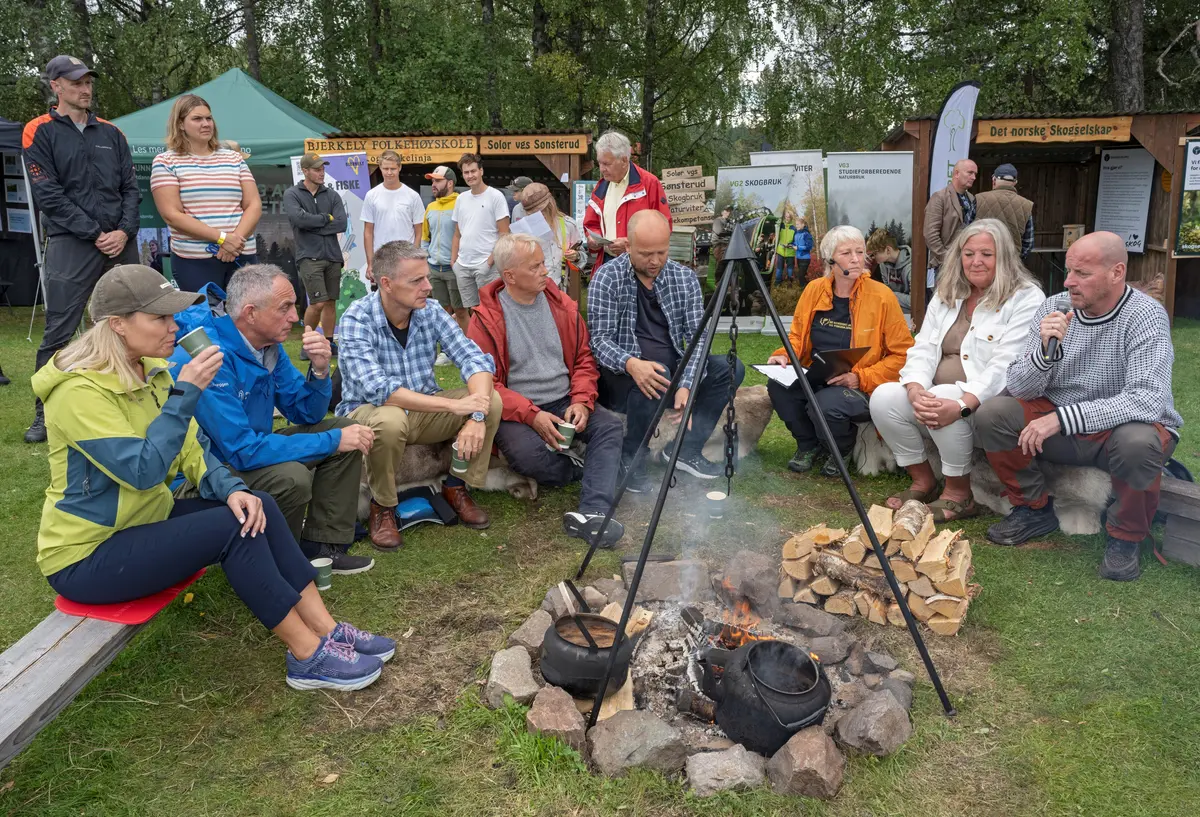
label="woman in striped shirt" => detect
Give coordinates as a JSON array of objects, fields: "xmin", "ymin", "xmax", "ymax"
[{"xmin": 151, "ymin": 94, "xmax": 262, "ymax": 292}]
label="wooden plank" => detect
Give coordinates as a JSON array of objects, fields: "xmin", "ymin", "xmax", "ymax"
[
  {"xmin": 0, "ymin": 612, "xmax": 144, "ymax": 769},
  {"xmin": 1157, "ymin": 477, "xmax": 1200, "ymax": 521},
  {"xmin": 1162, "ymin": 516, "xmax": 1200, "ymax": 567}
]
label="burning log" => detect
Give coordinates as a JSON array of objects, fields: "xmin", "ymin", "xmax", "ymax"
[{"xmin": 812, "ymin": 552, "xmax": 894, "ymax": 598}]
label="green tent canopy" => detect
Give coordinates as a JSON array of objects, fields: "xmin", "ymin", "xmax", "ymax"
[{"xmin": 112, "ymin": 68, "xmax": 337, "ymax": 166}]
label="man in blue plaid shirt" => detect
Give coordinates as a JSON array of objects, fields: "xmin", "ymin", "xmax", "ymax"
[
  {"xmin": 337, "ymin": 241, "xmax": 502, "ymax": 549},
  {"xmin": 590, "ymin": 211, "xmax": 745, "ymax": 493}
]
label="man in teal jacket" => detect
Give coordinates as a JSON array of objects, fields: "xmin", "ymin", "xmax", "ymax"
[{"xmin": 169, "ymin": 265, "xmax": 376, "ymax": 573}]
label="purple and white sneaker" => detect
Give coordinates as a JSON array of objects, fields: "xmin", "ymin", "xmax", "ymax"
[
  {"xmin": 286, "ymin": 637, "xmax": 383, "ymax": 691},
  {"xmin": 329, "ymin": 622, "xmax": 396, "ymax": 663}
]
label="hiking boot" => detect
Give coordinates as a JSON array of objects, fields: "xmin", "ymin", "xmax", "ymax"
[
  {"xmin": 675, "ymin": 451, "xmax": 723, "ymax": 480},
  {"xmin": 308, "ymin": 542, "xmax": 375, "ymax": 575},
  {"xmin": 1098, "ymin": 536, "xmax": 1141, "ymax": 581},
  {"xmin": 563, "ymin": 512, "xmax": 625, "ymax": 548},
  {"xmin": 442, "ymin": 483, "xmax": 490, "ymax": 529},
  {"xmin": 0, "ymin": 367, "xmax": 10, "ymax": 386},
  {"xmin": 368, "ymin": 500, "xmax": 403, "ymax": 551},
  {"xmin": 621, "ymin": 462, "xmax": 656, "ymax": 494},
  {"xmin": 286, "ymin": 637, "xmax": 383, "ymax": 691},
  {"xmin": 329, "ymin": 621, "xmax": 396, "ymax": 662},
  {"xmin": 986, "ymin": 501, "xmax": 1059, "ymax": 546},
  {"xmin": 819, "ymin": 454, "xmax": 850, "ymax": 478},
  {"xmin": 787, "ymin": 447, "xmax": 818, "ymax": 473},
  {"xmin": 24, "ymin": 403, "xmax": 46, "ymax": 444}
]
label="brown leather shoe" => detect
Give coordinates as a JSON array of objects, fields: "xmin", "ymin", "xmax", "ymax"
[
  {"xmin": 442, "ymin": 483, "xmax": 490, "ymax": 529},
  {"xmin": 368, "ymin": 500, "xmax": 403, "ymax": 551}
]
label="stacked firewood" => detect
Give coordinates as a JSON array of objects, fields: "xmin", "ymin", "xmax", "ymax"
[{"xmin": 778, "ymin": 500, "xmax": 975, "ymax": 636}]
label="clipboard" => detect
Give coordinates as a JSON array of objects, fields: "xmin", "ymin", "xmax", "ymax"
[{"xmin": 807, "ymin": 347, "xmax": 870, "ymax": 385}]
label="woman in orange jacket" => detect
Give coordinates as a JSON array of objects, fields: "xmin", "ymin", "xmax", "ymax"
[{"xmin": 766, "ymin": 225, "xmax": 913, "ymax": 476}]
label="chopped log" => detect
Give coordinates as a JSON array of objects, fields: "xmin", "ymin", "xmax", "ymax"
[
  {"xmin": 890, "ymin": 500, "xmax": 930, "ymax": 541},
  {"xmin": 925, "ymin": 594, "xmax": 969, "ymax": 619},
  {"xmin": 908, "ymin": 575, "xmax": 937, "ymax": 597},
  {"xmin": 794, "ymin": 587, "xmax": 820, "ymax": 605},
  {"xmin": 889, "ymin": 558, "xmax": 919, "ymax": 583},
  {"xmin": 863, "ymin": 552, "xmax": 881, "ymax": 570},
  {"xmin": 778, "ymin": 575, "xmax": 797, "ymax": 599},
  {"xmin": 823, "ymin": 590, "xmax": 858, "ymax": 616},
  {"xmin": 782, "ymin": 554, "xmax": 816, "ymax": 582},
  {"xmin": 853, "ymin": 590, "xmax": 874, "ymax": 617},
  {"xmin": 907, "ymin": 592, "xmax": 935, "ymax": 622},
  {"xmin": 916, "ymin": 528, "xmax": 961, "ymax": 577},
  {"xmin": 598, "ymin": 602, "xmax": 622, "ymax": 621},
  {"xmin": 933, "ymin": 540, "xmax": 973, "ymax": 596},
  {"xmin": 927, "ymin": 614, "xmax": 964, "ymax": 636},
  {"xmin": 842, "ymin": 525, "xmax": 868, "ymax": 564},
  {"xmin": 782, "ymin": 529, "xmax": 820, "ymax": 560},
  {"xmin": 556, "ymin": 582, "xmax": 578, "ymax": 616},
  {"xmin": 809, "ymin": 575, "xmax": 841, "ymax": 596},
  {"xmin": 900, "ymin": 514, "xmax": 937, "ymax": 561},
  {"xmin": 812, "ymin": 552, "xmax": 894, "ymax": 598},
  {"xmin": 886, "ymin": 602, "xmax": 906, "ymax": 627},
  {"xmin": 868, "ymin": 504, "xmax": 894, "ymax": 541},
  {"xmin": 884, "ymin": 537, "xmax": 903, "ymax": 558},
  {"xmin": 867, "ymin": 595, "xmax": 888, "ymax": 625},
  {"xmin": 574, "ymin": 676, "xmax": 635, "ymax": 720}
]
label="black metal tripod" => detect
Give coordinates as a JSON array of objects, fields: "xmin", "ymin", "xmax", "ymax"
[{"xmin": 569, "ymin": 218, "xmax": 956, "ymax": 728}]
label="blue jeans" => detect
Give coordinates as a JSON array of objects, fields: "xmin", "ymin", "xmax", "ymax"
[
  {"xmin": 47, "ymin": 492, "xmax": 316, "ymax": 630},
  {"xmin": 600, "ymin": 355, "xmax": 746, "ymax": 463}
]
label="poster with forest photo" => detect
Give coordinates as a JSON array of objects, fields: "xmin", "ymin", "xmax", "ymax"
[
  {"xmin": 825, "ymin": 151, "xmax": 914, "ymax": 249},
  {"xmin": 1177, "ymin": 139, "xmax": 1200, "ymax": 257}
]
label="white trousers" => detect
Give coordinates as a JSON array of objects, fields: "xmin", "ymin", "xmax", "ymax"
[{"xmin": 869, "ymin": 381, "xmax": 976, "ymax": 477}]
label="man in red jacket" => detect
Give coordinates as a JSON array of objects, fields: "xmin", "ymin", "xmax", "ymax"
[
  {"xmin": 583, "ymin": 131, "xmax": 673, "ymax": 268},
  {"xmin": 468, "ymin": 233, "xmax": 626, "ymax": 547}
]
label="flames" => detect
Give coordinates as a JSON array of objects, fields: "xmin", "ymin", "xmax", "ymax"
[{"xmin": 717, "ymin": 580, "xmax": 771, "ymax": 648}]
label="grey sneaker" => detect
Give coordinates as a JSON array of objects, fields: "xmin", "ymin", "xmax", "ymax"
[
  {"xmin": 788, "ymin": 447, "xmax": 818, "ymax": 473},
  {"xmin": 986, "ymin": 501, "xmax": 1059, "ymax": 546},
  {"xmin": 563, "ymin": 512, "xmax": 625, "ymax": 548},
  {"xmin": 1098, "ymin": 536, "xmax": 1141, "ymax": 581},
  {"xmin": 311, "ymin": 542, "xmax": 375, "ymax": 575}
]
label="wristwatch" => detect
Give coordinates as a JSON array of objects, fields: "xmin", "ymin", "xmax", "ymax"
[
  {"xmin": 470, "ymin": 411, "xmax": 486, "ymax": 423},
  {"xmin": 957, "ymin": 398, "xmax": 973, "ymax": 419}
]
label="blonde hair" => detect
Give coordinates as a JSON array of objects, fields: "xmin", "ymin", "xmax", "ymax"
[
  {"xmin": 819, "ymin": 225, "xmax": 865, "ymax": 273},
  {"xmin": 521, "ymin": 183, "xmax": 567, "ymax": 250},
  {"xmin": 935, "ymin": 218, "xmax": 1040, "ymax": 310},
  {"xmin": 55, "ymin": 317, "xmax": 144, "ymax": 393},
  {"xmin": 379, "ymin": 150, "xmax": 401, "ymax": 166},
  {"xmin": 493, "ymin": 232, "xmax": 544, "ymax": 273},
  {"xmin": 166, "ymin": 94, "xmax": 220, "ymax": 155}
]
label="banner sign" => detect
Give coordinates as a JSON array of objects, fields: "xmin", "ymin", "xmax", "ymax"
[
  {"xmin": 479, "ymin": 133, "xmax": 588, "ymax": 155},
  {"xmin": 306, "ymin": 137, "xmax": 475, "ymax": 165},
  {"xmin": 715, "ymin": 164, "xmax": 799, "ymax": 221},
  {"xmin": 1176, "ymin": 139, "xmax": 1200, "ymax": 257},
  {"xmin": 1094, "ymin": 148, "xmax": 1155, "ymax": 253},
  {"xmin": 292, "ymin": 152, "xmax": 371, "ymax": 313},
  {"xmin": 827, "ymin": 151, "xmax": 914, "ymax": 249},
  {"xmin": 662, "ymin": 175, "xmax": 715, "ymax": 193},
  {"xmin": 928, "ymin": 81, "xmax": 980, "ymax": 196},
  {"xmin": 749, "ymin": 150, "xmax": 821, "ymax": 169},
  {"xmin": 661, "ymin": 165, "xmax": 704, "ymax": 180},
  {"xmin": 571, "ymin": 180, "xmax": 596, "ymax": 228},
  {"xmin": 977, "ymin": 116, "xmax": 1132, "ymax": 144},
  {"xmin": 665, "ymin": 189, "xmax": 706, "ymax": 204},
  {"xmin": 673, "ymin": 211, "xmax": 715, "ymax": 226}
]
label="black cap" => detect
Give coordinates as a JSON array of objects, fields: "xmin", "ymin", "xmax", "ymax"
[
  {"xmin": 45, "ymin": 55, "xmax": 97, "ymax": 82},
  {"xmin": 993, "ymin": 163, "xmax": 1018, "ymax": 181}
]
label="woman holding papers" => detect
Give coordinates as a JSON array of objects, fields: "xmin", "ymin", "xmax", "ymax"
[
  {"xmin": 869, "ymin": 219, "xmax": 1043, "ymax": 521},
  {"xmin": 516, "ymin": 183, "xmax": 585, "ymax": 289},
  {"xmin": 767, "ymin": 225, "xmax": 913, "ymax": 477}
]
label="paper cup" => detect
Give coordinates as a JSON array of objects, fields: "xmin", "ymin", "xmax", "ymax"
[
  {"xmin": 556, "ymin": 421, "xmax": 576, "ymax": 450},
  {"xmin": 311, "ymin": 557, "xmax": 333, "ymax": 591},
  {"xmin": 706, "ymin": 490, "xmax": 728, "ymax": 520},
  {"xmin": 178, "ymin": 326, "xmax": 214, "ymax": 357},
  {"xmin": 450, "ymin": 442, "xmax": 469, "ymax": 475}
]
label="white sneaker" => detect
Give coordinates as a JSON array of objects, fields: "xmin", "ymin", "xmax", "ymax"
[{"xmin": 435, "ymin": 352, "xmax": 451, "ymax": 366}]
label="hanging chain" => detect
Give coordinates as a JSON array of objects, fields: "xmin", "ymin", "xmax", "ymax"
[{"xmin": 723, "ymin": 281, "xmax": 740, "ymax": 495}]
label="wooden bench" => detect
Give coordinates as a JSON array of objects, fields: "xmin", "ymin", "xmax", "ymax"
[
  {"xmin": 1157, "ymin": 476, "xmax": 1200, "ymax": 567},
  {"xmin": 0, "ymin": 612, "xmax": 144, "ymax": 769}
]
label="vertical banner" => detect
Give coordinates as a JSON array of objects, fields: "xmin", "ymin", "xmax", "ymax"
[
  {"xmin": 1094, "ymin": 148, "xmax": 1155, "ymax": 253},
  {"xmin": 749, "ymin": 150, "xmax": 815, "ymax": 168},
  {"xmin": 826, "ymin": 151, "xmax": 914, "ymax": 247},
  {"xmin": 292, "ymin": 151, "xmax": 370, "ymax": 314},
  {"xmin": 1176, "ymin": 139, "xmax": 1200, "ymax": 257},
  {"xmin": 928, "ymin": 81, "xmax": 981, "ymax": 197},
  {"xmin": 571, "ymin": 180, "xmax": 596, "ymax": 229}
]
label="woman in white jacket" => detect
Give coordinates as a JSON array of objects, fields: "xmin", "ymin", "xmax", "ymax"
[{"xmin": 870, "ymin": 219, "xmax": 1043, "ymax": 521}]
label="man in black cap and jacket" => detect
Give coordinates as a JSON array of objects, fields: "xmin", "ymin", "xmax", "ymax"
[
  {"xmin": 22, "ymin": 55, "xmax": 140, "ymax": 442},
  {"xmin": 976, "ymin": 163, "xmax": 1035, "ymax": 259}
]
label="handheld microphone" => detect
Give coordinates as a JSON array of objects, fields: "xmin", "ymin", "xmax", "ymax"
[{"xmin": 1044, "ymin": 294, "xmax": 1072, "ymax": 361}]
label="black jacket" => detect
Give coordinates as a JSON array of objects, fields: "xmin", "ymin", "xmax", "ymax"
[
  {"xmin": 283, "ymin": 181, "xmax": 348, "ymax": 262},
  {"xmin": 22, "ymin": 108, "xmax": 139, "ymax": 240}
]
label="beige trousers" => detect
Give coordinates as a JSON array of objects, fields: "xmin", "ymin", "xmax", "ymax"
[{"xmin": 350, "ymin": 388, "xmax": 503, "ymax": 505}]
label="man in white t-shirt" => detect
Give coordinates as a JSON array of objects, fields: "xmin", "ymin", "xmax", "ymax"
[
  {"xmin": 451, "ymin": 152, "xmax": 510, "ymax": 309},
  {"xmin": 362, "ymin": 149, "xmax": 424, "ymax": 284}
]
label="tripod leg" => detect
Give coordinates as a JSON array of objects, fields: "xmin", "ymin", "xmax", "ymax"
[
  {"xmin": 749, "ymin": 264, "xmax": 957, "ymax": 717},
  {"xmin": 585, "ymin": 261, "xmax": 737, "ymax": 728}
]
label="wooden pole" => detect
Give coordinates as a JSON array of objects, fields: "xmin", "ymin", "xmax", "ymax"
[{"xmin": 910, "ymin": 120, "xmax": 934, "ymax": 329}]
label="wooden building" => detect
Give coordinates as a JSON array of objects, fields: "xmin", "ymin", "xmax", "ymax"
[{"xmin": 883, "ymin": 112, "xmax": 1200, "ymax": 322}]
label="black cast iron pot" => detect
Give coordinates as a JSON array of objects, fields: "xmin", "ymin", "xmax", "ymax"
[
  {"xmin": 711, "ymin": 639, "xmax": 832, "ymax": 756},
  {"xmin": 539, "ymin": 613, "xmax": 637, "ymax": 698}
]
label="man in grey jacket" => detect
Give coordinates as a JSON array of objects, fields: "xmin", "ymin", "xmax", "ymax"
[
  {"xmin": 922, "ymin": 159, "xmax": 976, "ymax": 293},
  {"xmin": 284, "ymin": 152, "xmax": 348, "ymax": 346}
]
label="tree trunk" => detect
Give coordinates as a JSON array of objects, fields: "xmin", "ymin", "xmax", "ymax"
[
  {"xmin": 1109, "ymin": 0, "xmax": 1145, "ymax": 110},
  {"xmin": 482, "ymin": 0, "xmax": 502, "ymax": 128},
  {"xmin": 319, "ymin": 0, "xmax": 341, "ymax": 116},
  {"xmin": 243, "ymin": 0, "xmax": 262, "ymax": 80},
  {"xmin": 532, "ymin": 0, "xmax": 550, "ymax": 128},
  {"xmin": 640, "ymin": 0, "xmax": 659, "ymax": 168},
  {"xmin": 366, "ymin": 0, "xmax": 383, "ymax": 71},
  {"xmin": 565, "ymin": 11, "xmax": 586, "ymax": 127}
]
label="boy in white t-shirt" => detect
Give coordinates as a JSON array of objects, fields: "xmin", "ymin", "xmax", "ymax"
[
  {"xmin": 362, "ymin": 150, "xmax": 424, "ymax": 284},
  {"xmin": 451, "ymin": 152, "xmax": 510, "ymax": 308}
]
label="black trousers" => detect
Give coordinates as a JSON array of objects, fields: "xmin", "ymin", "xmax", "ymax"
[{"xmin": 767, "ymin": 379, "xmax": 870, "ymax": 456}]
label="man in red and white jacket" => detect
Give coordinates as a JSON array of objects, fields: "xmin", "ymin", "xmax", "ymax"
[
  {"xmin": 467, "ymin": 233, "xmax": 626, "ymax": 547},
  {"xmin": 583, "ymin": 131, "xmax": 673, "ymax": 268}
]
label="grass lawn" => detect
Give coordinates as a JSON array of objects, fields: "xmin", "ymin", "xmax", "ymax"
[{"xmin": 2, "ymin": 307, "xmax": 1199, "ymax": 817}]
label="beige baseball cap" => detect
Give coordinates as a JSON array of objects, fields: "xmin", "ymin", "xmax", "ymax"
[{"xmin": 90, "ymin": 265, "xmax": 203, "ymax": 321}]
